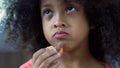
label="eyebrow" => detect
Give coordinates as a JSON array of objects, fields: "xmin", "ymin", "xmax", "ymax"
[
  {"xmin": 64, "ymin": 0, "xmax": 85, "ymax": 5},
  {"xmin": 64, "ymin": 0, "xmax": 78, "ymax": 4},
  {"xmin": 40, "ymin": 0, "xmax": 53, "ymax": 8},
  {"xmin": 64, "ymin": 0, "xmax": 73, "ymax": 3},
  {"xmin": 41, "ymin": 4, "xmax": 52, "ymax": 8}
]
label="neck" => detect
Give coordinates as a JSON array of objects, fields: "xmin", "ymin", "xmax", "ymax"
[{"xmin": 58, "ymin": 40, "xmax": 103, "ymax": 68}]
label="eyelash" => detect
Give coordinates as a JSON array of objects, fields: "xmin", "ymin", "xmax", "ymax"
[
  {"xmin": 43, "ymin": 9, "xmax": 53, "ymax": 17},
  {"xmin": 66, "ymin": 6, "xmax": 77, "ymax": 14}
]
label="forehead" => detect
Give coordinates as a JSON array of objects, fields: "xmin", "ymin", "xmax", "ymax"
[
  {"xmin": 41, "ymin": 0, "xmax": 74, "ymax": 3},
  {"xmin": 40, "ymin": 0, "xmax": 84, "ymax": 6}
]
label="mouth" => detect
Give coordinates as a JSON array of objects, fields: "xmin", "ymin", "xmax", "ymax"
[{"xmin": 53, "ymin": 31, "xmax": 69, "ymax": 39}]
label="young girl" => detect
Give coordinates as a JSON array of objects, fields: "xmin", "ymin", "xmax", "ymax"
[{"xmin": 6, "ymin": 0, "xmax": 120, "ymax": 68}]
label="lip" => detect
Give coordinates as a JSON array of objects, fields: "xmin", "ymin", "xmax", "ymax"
[{"xmin": 54, "ymin": 31, "xmax": 69, "ymax": 39}]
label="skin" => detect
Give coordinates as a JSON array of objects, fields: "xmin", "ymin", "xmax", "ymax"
[{"xmin": 32, "ymin": 0, "xmax": 104, "ymax": 68}]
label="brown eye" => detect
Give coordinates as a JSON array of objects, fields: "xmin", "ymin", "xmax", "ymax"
[{"xmin": 66, "ymin": 7, "xmax": 76, "ymax": 14}]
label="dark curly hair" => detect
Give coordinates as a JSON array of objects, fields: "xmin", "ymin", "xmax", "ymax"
[{"xmin": 4, "ymin": 0, "xmax": 120, "ymax": 67}]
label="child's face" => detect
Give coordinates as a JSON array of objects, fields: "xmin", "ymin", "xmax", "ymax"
[{"xmin": 41, "ymin": 0, "xmax": 90, "ymax": 51}]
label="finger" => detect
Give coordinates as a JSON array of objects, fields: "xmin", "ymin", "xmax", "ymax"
[
  {"xmin": 54, "ymin": 46, "xmax": 64, "ymax": 54},
  {"xmin": 32, "ymin": 48, "xmax": 46, "ymax": 64},
  {"xmin": 33, "ymin": 48, "xmax": 58, "ymax": 67},
  {"xmin": 39, "ymin": 53, "xmax": 61, "ymax": 68},
  {"xmin": 51, "ymin": 61, "xmax": 60, "ymax": 68},
  {"xmin": 49, "ymin": 58, "xmax": 61, "ymax": 68},
  {"xmin": 54, "ymin": 45, "xmax": 61, "ymax": 52},
  {"xmin": 47, "ymin": 46, "xmax": 63, "ymax": 54}
]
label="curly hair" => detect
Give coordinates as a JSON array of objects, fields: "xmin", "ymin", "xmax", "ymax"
[{"xmin": 5, "ymin": 0, "xmax": 120, "ymax": 67}]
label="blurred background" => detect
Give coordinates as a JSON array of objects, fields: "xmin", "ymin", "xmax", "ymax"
[
  {"xmin": 0, "ymin": 28, "xmax": 32, "ymax": 68},
  {"xmin": 0, "ymin": 0, "xmax": 32, "ymax": 68}
]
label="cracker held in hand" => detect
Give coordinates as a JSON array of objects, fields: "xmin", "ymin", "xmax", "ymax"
[{"xmin": 47, "ymin": 46, "xmax": 63, "ymax": 54}]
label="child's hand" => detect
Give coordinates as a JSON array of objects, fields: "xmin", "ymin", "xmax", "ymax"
[{"xmin": 32, "ymin": 46, "xmax": 61, "ymax": 68}]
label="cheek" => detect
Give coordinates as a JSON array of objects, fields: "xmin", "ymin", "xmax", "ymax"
[
  {"xmin": 43, "ymin": 23, "xmax": 52, "ymax": 43},
  {"xmin": 71, "ymin": 20, "xmax": 90, "ymax": 41}
]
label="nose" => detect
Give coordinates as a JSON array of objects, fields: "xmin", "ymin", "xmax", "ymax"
[
  {"xmin": 54, "ymin": 22, "xmax": 66, "ymax": 28},
  {"xmin": 53, "ymin": 14, "xmax": 67, "ymax": 28}
]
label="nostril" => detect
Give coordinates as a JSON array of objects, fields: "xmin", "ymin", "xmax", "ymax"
[
  {"xmin": 54, "ymin": 24, "xmax": 57, "ymax": 28},
  {"xmin": 54, "ymin": 22, "xmax": 66, "ymax": 28},
  {"xmin": 61, "ymin": 24, "xmax": 65, "ymax": 27}
]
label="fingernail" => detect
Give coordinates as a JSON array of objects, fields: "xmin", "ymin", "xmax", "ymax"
[
  {"xmin": 52, "ymin": 47, "xmax": 57, "ymax": 53},
  {"xmin": 56, "ymin": 53, "xmax": 61, "ymax": 58}
]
